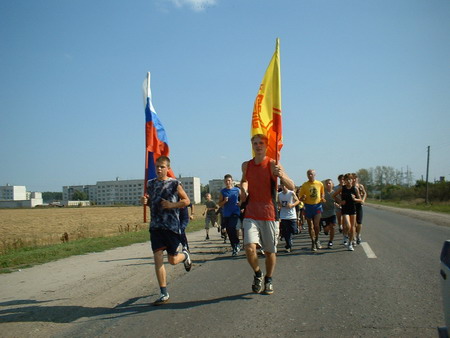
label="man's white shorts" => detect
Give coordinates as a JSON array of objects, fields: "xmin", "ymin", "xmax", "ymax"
[{"xmin": 243, "ymin": 218, "xmax": 279, "ymax": 253}]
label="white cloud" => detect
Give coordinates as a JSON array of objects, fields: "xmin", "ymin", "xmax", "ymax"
[{"xmin": 169, "ymin": 0, "xmax": 217, "ymax": 12}]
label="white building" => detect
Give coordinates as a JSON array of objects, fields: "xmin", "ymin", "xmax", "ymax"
[
  {"xmin": 0, "ymin": 185, "xmax": 43, "ymax": 208},
  {"xmin": 208, "ymin": 179, "xmax": 224, "ymax": 200},
  {"xmin": 63, "ymin": 176, "xmax": 201, "ymax": 206},
  {"xmin": 178, "ymin": 176, "xmax": 201, "ymax": 204},
  {"xmin": 95, "ymin": 178, "xmax": 144, "ymax": 206},
  {"xmin": 0, "ymin": 185, "xmax": 27, "ymax": 200}
]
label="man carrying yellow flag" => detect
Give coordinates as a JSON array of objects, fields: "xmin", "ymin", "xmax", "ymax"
[
  {"xmin": 240, "ymin": 39, "xmax": 295, "ymax": 295},
  {"xmin": 251, "ymin": 38, "xmax": 282, "ymax": 162}
]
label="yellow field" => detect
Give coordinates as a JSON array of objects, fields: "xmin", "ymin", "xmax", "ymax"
[{"xmin": 0, "ymin": 206, "xmax": 148, "ymax": 253}]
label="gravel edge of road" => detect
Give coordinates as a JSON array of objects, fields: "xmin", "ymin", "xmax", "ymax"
[{"xmin": 366, "ymin": 203, "xmax": 450, "ymax": 228}]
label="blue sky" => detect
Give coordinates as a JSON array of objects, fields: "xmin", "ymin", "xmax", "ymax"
[{"xmin": 1, "ymin": 0, "xmax": 449, "ymax": 192}]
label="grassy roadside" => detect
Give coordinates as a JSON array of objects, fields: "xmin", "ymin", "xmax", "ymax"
[
  {"xmin": 0, "ymin": 218, "xmax": 205, "ymax": 274},
  {"xmin": 367, "ymin": 199, "xmax": 450, "ymax": 214}
]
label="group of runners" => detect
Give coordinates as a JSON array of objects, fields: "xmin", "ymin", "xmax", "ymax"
[
  {"xmin": 204, "ymin": 170, "xmax": 367, "ymax": 254},
  {"xmin": 142, "ymin": 134, "xmax": 366, "ymax": 305}
]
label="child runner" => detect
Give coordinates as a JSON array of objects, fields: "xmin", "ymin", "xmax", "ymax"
[
  {"xmin": 141, "ymin": 156, "xmax": 192, "ymax": 305},
  {"xmin": 218, "ymin": 174, "xmax": 241, "ymax": 256},
  {"xmin": 278, "ymin": 183, "xmax": 300, "ymax": 252},
  {"xmin": 202, "ymin": 193, "xmax": 218, "ymax": 240}
]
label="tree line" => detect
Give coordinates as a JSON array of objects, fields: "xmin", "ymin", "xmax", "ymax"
[{"xmin": 356, "ymin": 166, "xmax": 449, "ymax": 202}]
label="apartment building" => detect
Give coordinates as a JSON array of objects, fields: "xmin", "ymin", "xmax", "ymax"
[
  {"xmin": 178, "ymin": 176, "xmax": 201, "ymax": 204},
  {"xmin": 208, "ymin": 179, "xmax": 225, "ymax": 200},
  {"xmin": 0, "ymin": 185, "xmax": 43, "ymax": 208},
  {"xmin": 0, "ymin": 185, "xmax": 27, "ymax": 200},
  {"xmin": 95, "ymin": 179, "xmax": 144, "ymax": 206},
  {"xmin": 63, "ymin": 176, "xmax": 201, "ymax": 206}
]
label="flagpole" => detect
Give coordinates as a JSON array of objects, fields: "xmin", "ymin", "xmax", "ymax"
[
  {"xmin": 143, "ymin": 148, "xmax": 148, "ymax": 223},
  {"xmin": 143, "ymin": 72, "xmax": 151, "ymax": 223}
]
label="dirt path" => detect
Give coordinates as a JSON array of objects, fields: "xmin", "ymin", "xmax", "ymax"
[
  {"xmin": 0, "ymin": 227, "xmax": 227, "ymax": 337},
  {"xmin": 1, "ymin": 205, "xmax": 448, "ymax": 337}
]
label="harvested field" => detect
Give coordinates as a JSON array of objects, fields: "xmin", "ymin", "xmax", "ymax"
[{"xmin": 0, "ymin": 206, "xmax": 148, "ymax": 253}]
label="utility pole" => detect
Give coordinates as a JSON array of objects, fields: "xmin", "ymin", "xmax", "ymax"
[{"xmin": 425, "ymin": 146, "xmax": 430, "ymax": 204}]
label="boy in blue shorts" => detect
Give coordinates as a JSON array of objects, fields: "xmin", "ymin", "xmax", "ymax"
[
  {"xmin": 218, "ymin": 174, "xmax": 241, "ymax": 256},
  {"xmin": 141, "ymin": 156, "xmax": 192, "ymax": 306},
  {"xmin": 298, "ymin": 169, "xmax": 325, "ymax": 252}
]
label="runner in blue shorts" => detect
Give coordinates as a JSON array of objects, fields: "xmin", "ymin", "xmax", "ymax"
[{"xmin": 298, "ymin": 169, "xmax": 325, "ymax": 252}]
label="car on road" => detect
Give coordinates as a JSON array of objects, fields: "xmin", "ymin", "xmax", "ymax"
[{"xmin": 439, "ymin": 240, "xmax": 450, "ymax": 338}]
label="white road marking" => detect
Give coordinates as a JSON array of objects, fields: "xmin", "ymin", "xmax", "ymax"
[{"xmin": 361, "ymin": 242, "xmax": 377, "ymax": 258}]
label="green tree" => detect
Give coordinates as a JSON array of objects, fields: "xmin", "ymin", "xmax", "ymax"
[
  {"xmin": 72, "ymin": 190, "xmax": 88, "ymax": 201},
  {"xmin": 356, "ymin": 168, "xmax": 370, "ymax": 187},
  {"xmin": 42, "ymin": 192, "xmax": 63, "ymax": 203}
]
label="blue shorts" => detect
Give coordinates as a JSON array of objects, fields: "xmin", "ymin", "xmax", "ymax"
[
  {"xmin": 304, "ymin": 203, "xmax": 323, "ymax": 219},
  {"xmin": 150, "ymin": 229, "xmax": 182, "ymax": 256}
]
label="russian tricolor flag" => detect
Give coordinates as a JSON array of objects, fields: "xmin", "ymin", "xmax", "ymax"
[{"xmin": 143, "ymin": 72, "xmax": 175, "ymax": 184}]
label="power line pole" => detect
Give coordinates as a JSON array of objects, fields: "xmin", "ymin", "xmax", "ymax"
[{"xmin": 425, "ymin": 146, "xmax": 430, "ymax": 204}]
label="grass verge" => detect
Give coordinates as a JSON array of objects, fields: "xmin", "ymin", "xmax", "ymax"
[
  {"xmin": 367, "ymin": 199, "xmax": 450, "ymax": 214},
  {"xmin": 0, "ymin": 218, "xmax": 205, "ymax": 274}
]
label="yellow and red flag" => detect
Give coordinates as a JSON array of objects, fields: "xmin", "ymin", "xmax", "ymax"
[{"xmin": 251, "ymin": 38, "xmax": 282, "ymax": 162}]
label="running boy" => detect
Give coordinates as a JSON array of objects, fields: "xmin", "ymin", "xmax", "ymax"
[
  {"xmin": 203, "ymin": 193, "xmax": 218, "ymax": 240},
  {"xmin": 141, "ymin": 156, "xmax": 192, "ymax": 305}
]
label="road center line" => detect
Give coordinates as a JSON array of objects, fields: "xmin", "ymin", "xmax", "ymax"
[{"xmin": 361, "ymin": 242, "xmax": 377, "ymax": 258}]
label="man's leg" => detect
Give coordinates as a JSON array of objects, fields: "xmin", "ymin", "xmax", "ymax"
[
  {"xmin": 245, "ymin": 243, "xmax": 265, "ymax": 293},
  {"xmin": 306, "ymin": 217, "xmax": 316, "ymax": 251},
  {"xmin": 307, "ymin": 217, "xmax": 314, "ymax": 240},
  {"xmin": 313, "ymin": 213, "xmax": 322, "ymax": 249},
  {"xmin": 265, "ymin": 251, "xmax": 276, "ymax": 278},
  {"xmin": 356, "ymin": 222, "xmax": 362, "ymax": 243},
  {"xmin": 167, "ymin": 251, "xmax": 187, "ymax": 265},
  {"xmin": 154, "ymin": 250, "xmax": 166, "ymax": 288},
  {"xmin": 245, "ymin": 243, "xmax": 260, "ymax": 272}
]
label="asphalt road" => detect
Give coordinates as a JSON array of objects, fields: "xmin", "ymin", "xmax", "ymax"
[{"xmin": 55, "ymin": 206, "xmax": 449, "ymax": 338}]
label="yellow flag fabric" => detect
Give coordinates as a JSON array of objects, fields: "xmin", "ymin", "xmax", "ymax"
[{"xmin": 251, "ymin": 38, "xmax": 282, "ymax": 162}]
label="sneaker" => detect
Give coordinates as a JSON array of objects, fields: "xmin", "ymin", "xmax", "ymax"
[
  {"xmin": 343, "ymin": 236, "xmax": 348, "ymax": 246},
  {"xmin": 315, "ymin": 241, "xmax": 322, "ymax": 249},
  {"xmin": 236, "ymin": 244, "xmax": 241, "ymax": 253},
  {"xmin": 286, "ymin": 247, "xmax": 292, "ymax": 253},
  {"xmin": 263, "ymin": 281, "xmax": 274, "ymax": 295},
  {"xmin": 311, "ymin": 243, "xmax": 317, "ymax": 252},
  {"xmin": 356, "ymin": 235, "xmax": 361, "ymax": 245},
  {"xmin": 328, "ymin": 241, "xmax": 333, "ymax": 249},
  {"xmin": 182, "ymin": 248, "xmax": 192, "ymax": 272},
  {"xmin": 232, "ymin": 250, "xmax": 237, "ymax": 257},
  {"xmin": 153, "ymin": 293, "xmax": 170, "ymax": 306},
  {"xmin": 252, "ymin": 273, "xmax": 264, "ymax": 293},
  {"xmin": 348, "ymin": 243, "xmax": 354, "ymax": 251}
]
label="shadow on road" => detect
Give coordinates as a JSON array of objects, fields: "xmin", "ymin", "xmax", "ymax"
[{"xmin": 0, "ymin": 292, "xmax": 253, "ymax": 324}]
